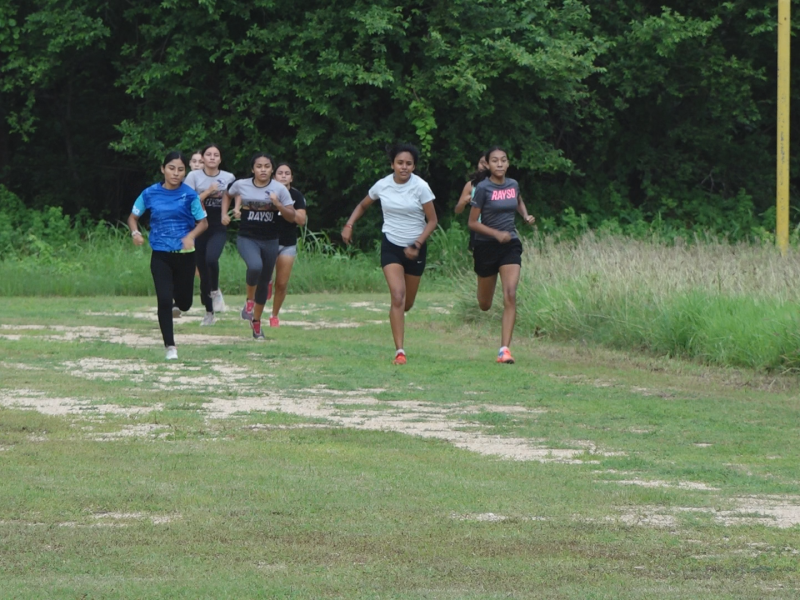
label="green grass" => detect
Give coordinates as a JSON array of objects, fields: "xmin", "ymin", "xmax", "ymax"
[{"xmin": 0, "ymin": 294, "xmax": 799, "ymax": 598}]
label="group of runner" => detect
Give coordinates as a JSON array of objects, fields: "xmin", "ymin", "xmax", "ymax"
[{"xmin": 128, "ymin": 143, "xmax": 533, "ymax": 364}]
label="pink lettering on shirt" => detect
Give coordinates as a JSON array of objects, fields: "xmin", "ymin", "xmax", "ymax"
[{"xmin": 490, "ymin": 188, "xmax": 517, "ymax": 201}]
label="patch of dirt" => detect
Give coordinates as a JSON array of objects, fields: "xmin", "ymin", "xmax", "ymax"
[
  {"xmin": 2, "ymin": 359, "xmax": 621, "ymax": 462},
  {"xmin": 203, "ymin": 389, "xmax": 616, "ymax": 463},
  {"xmin": 613, "ymin": 496, "xmax": 800, "ymax": 529},
  {"xmin": 0, "ymin": 324, "xmax": 241, "ymax": 347},
  {"xmin": 612, "ymin": 479, "xmax": 720, "ymax": 491},
  {"xmin": 61, "ymin": 358, "xmax": 264, "ymax": 393},
  {"xmin": 0, "ymin": 388, "xmax": 163, "ymax": 417}
]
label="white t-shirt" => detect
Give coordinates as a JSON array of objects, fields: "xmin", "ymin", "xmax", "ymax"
[{"xmin": 368, "ymin": 173, "xmax": 435, "ymax": 246}]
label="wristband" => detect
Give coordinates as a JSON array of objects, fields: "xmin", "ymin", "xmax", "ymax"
[
  {"xmin": 131, "ymin": 230, "xmax": 142, "ymax": 237},
  {"xmin": 343, "ymin": 224, "xmax": 353, "ymax": 229}
]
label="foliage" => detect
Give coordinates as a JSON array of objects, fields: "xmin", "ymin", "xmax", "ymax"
[{"xmin": 2, "ymin": 1, "xmax": 800, "ymax": 240}]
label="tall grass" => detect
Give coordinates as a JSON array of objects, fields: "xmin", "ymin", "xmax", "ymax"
[
  {"xmin": 0, "ymin": 227, "xmax": 392, "ymax": 296},
  {"xmin": 457, "ymin": 233, "xmax": 800, "ymax": 371}
]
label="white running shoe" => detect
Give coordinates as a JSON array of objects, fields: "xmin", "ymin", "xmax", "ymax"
[
  {"xmin": 201, "ymin": 312, "xmax": 216, "ymax": 326},
  {"xmin": 211, "ymin": 290, "xmax": 226, "ymax": 312},
  {"xmin": 172, "ymin": 304, "xmax": 182, "ymax": 318},
  {"xmin": 165, "ymin": 346, "xmax": 178, "ymax": 360}
]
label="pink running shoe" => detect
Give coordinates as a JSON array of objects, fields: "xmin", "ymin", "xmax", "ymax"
[
  {"xmin": 241, "ymin": 299, "xmax": 255, "ymax": 321},
  {"xmin": 269, "ymin": 316, "xmax": 280, "ymax": 328},
  {"xmin": 251, "ymin": 319, "xmax": 265, "ymax": 339},
  {"xmin": 496, "ymin": 348, "xmax": 515, "ymax": 364}
]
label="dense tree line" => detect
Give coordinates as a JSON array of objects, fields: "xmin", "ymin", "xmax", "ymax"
[{"xmin": 1, "ymin": 1, "xmax": 797, "ymax": 238}]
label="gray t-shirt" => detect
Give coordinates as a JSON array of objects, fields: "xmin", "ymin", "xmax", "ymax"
[
  {"xmin": 470, "ymin": 178, "xmax": 520, "ymax": 242},
  {"xmin": 184, "ymin": 169, "xmax": 236, "ymax": 230},
  {"xmin": 228, "ymin": 178, "xmax": 293, "ymax": 240}
]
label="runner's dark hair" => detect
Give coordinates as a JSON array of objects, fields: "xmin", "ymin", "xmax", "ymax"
[
  {"xmin": 250, "ymin": 152, "xmax": 275, "ymax": 170},
  {"xmin": 162, "ymin": 151, "xmax": 187, "ymax": 168},
  {"xmin": 201, "ymin": 144, "xmax": 221, "ymax": 156},
  {"xmin": 386, "ymin": 143, "xmax": 419, "ymax": 165}
]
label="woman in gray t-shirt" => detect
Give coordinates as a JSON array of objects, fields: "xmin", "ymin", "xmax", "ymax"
[
  {"xmin": 468, "ymin": 146, "xmax": 535, "ymax": 365},
  {"xmin": 221, "ymin": 153, "xmax": 295, "ymax": 340}
]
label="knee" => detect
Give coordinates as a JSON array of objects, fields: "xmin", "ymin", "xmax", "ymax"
[
  {"xmin": 177, "ymin": 299, "xmax": 193, "ymax": 312},
  {"xmin": 275, "ymin": 281, "xmax": 288, "ymax": 295},
  {"xmin": 390, "ymin": 290, "xmax": 405, "ymax": 308},
  {"xmin": 404, "ymin": 299, "xmax": 415, "ymax": 312},
  {"xmin": 503, "ymin": 288, "xmax": 517, "ymax": 306},
  {"xmin": 478, "ymin": 299, "xmax": 493, "ymax": 311},
  {"xmin": 246, "ymin": 267, "xmax": 262, "ymax": 283}
]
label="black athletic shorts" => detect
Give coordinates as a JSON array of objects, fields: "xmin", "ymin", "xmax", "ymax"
[
  {"xmin": 380, "ymin": 234, "xmax": 427, "ymax": 277},
  {"xmin": 472, "ymin": 238, "xmax": 523, "ymax": 277}
]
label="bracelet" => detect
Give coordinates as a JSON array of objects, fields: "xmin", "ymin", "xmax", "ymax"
[
  {"xmin": 131, "ymin": 230, "xmax": 142, "ymax": 237},
  {"xmin": 343, "ymin": 224, "xmax": 353, "ymax": 229}
]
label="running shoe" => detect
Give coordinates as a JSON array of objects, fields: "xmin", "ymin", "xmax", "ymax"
[
  {"xmin": 211, "ymin": 290, "xmax": 226, "ymax": 312},
  {"xmin": 165, "ymin": 346, "xmax": 178, "ymax": 360},
  {"xmin": 269, "ymin": 316, "xmax": 280, "ymax": 328},
  {"xmin": 251, "ymin": 319, "xmax": 265, "ymax": 340},
  {"xmin": 241, "ymin": 299, "xmax": 255, "ymax": 321},
  {"xmin": 266, "ymin": 281, "xmax": 273, "ymax": 301},
  {"xmin": 201, "ymin": 312, "xmax": 216, "ymax": 326},
  {"xmin": 172, "ymin": 304, "xmax": 182, "ymax": 318},
  {"xmin": 392, "ymin": 352, "xmax": 407, "ymax": 365},
  {"xmin": 496, "ymin": 348, "xmax": 515, "ymax": 364}
]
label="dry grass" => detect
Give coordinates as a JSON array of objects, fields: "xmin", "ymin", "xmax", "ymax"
[{"xmin": 459, "ymin": 233, "xmax": 800, "ymax": 371}]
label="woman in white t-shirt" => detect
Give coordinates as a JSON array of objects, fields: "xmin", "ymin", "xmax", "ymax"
[{"xmin": 341, "ymin": 143, "xmax": 438, "ymax": 365}]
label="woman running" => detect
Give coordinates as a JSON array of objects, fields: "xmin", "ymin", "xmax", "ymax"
[
  {"xmin": 341, "ymin": 143, "xmax": 438, "ymax": 365},
  {"xmin": 183, "ymin": 144, "xmax": 236, "ymax": 325},
  {"xmin": 221, "ymin": 153, "xmax": 295, "ymax": 339},
  {"xmin": 455, "ymin": 155, "xmax": 489, "ymax": 251},
  {"xmin": 468, "ymin": 146, "xmax": 535, "ymax": 364},
  {"xmin": 189, "ymin": 151, "xmax": 204, "ymax": 171},
  {"xmin": 269, "ymin": 162, "xmax": 308, "ymax": 327},
  {"xmin": 454, "ymin": 155, "xmax": 488, "ymax": 215},
  {"xmin": 127, "ymin": 151, "xmax": 208, "ymax": 360}
]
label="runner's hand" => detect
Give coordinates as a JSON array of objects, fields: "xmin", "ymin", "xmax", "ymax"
[
  {"xmin": 404, "ymin": 246, "xmax": 419, "ymax": 260},
  {"xmin": 341, "ymin": 226, "xmax": 353, "ymax": 245},
  {"xmin": 233, "ymin": 209, "xmax": 241, "ymax": 220},
  {"xmin": 221, "ymin": 214, "xmax": 231, "ymax": 226},
  {"xmin": 524, "ymin": 215, "xmax": 535, "ymax": 225},
  {"xmin": 181, "ymin": 235, "xmax": 196, "ymax": 251},
  {"xmin": 132, "ymin": 234, "xmax": 144, "ymax": 247},
  {"xmin": 495, "ymin": 231, "xmax": 512, "ymax": 244}
]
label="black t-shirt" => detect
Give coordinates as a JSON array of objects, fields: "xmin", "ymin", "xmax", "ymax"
[{"xmin": 277, "ymin": 188, "xmax": 307, "ymax": 246}]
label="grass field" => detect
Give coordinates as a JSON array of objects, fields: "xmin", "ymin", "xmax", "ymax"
[{"xmin": 1, "ymin": 293, "xmax": 799, "ymax": 599}]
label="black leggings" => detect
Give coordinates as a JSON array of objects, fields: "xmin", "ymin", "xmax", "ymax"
[
  {"xmin": 195, "ymin": 228, "xmax": 227, "ymax": 313},
  {"xmin": 151, "ymin": 251, "xmax": 196, "ymax": 347}
]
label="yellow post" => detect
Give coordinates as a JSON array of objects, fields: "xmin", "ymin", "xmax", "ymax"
[{"xmin": 777, "ymin": 0, "xmax": 790, "ymax": 255}]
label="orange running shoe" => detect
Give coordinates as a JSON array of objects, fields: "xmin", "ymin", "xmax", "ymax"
[
  {"xmin": 392, "ymin": 352, "xmax": 407, "ymax": 365},
  {"xmin": 497, "ymin": 348, "xmax": 515, "ymax": 364}
]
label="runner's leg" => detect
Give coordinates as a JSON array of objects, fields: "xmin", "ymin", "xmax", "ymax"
[
  {"xmin": 271, "ymin": 252, "xmax": 295, "ymax": 318},
  {"xmin": 151, "ymin": 252, "xmax": 176, "ymax": 347},
  {"xmin": 383, "ymin": 264, "xmax": 407, "ymax": 351},
  {"xmin": 498, "ymin": 263, "xmax": 521, "ymax": 348}
]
